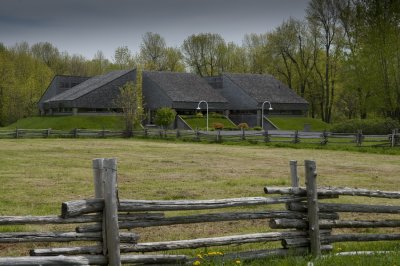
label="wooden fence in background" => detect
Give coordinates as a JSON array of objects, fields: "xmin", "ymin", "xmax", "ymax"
[
  {"xmin": 1, "ymin": 128, "xmax": 400, "ymax": 147},
  {"xmin": 0, "ymin": 159, "xmax": 399, "ymax": 265}
]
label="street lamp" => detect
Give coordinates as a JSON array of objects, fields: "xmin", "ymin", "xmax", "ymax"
[
  {"xmin": 196, "ymin": 100, "xmax": 209, "ymax": 131},
  {"xmin": 261, "ymin": 100, "xmax": 273, "ymax": 130}
]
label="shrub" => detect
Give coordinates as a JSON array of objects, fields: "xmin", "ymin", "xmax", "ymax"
[
  {"xmin": 154, "ymin": 107, "xmax": 177, "ymax": 129},
  {"xmin": 253, "ymin": 126, "xmax": 262, "ymax": 131},
  {"xmin": 210, "ymin": 112, "xmax": 224, "ymax": 118},
  {"xmin": 330, "ymin": 118, "xmax": 400, "ymax": 135},
  {"xmin": 212, "ymin": 122, "xmax": 224, "ymax": 130},
  {"xmin": 238, "ymin": 123, "xmax": 249, "ymax": 129},
  {"xmin": 196, "ymin": 112, "xmax": 203, "ymax": 118}
]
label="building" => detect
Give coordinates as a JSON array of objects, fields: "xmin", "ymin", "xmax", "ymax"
[
  {"xmin": 39, "ymin": 69, "xmax": 308, "ymax": 129},
  {"xmin": 142, "ymin": 71, "xmax": 229, "ymax": 124},
  {"xmin": 205, "ymin": 73, "xmax": 308, "ymax": 128},
  {"xmin": 38, "ymin": 75, "xmax": 90, "ymax": 115}
]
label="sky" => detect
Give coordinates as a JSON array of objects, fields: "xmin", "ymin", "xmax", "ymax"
[{"xmin": 0, "ymin": 0, "xmax": 309, "ymax": 61}]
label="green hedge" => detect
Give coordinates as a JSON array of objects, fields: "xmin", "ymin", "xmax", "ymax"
[{"xmin": 330, "ymin": 118, "xmax": 400, "ymax": 134}]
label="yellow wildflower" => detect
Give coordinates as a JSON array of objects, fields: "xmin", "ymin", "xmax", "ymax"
[
  {"xmin": 197, "ymin": 254, "xmax": 203, "ymax": 259},
  {"xmin": 193, "ymin": 260, "xmax": 201, "ymax": 266},
  {"xmin": 235, "ymin": 259, "xmax": 241, "ymax": 265}
]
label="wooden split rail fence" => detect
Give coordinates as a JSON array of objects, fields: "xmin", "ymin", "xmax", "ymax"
[
  {"xmin": 0, "ymin": 159, "xmax": 400, "ymax": 265},
  {"xmin": 1, "ymin": 128, "xmax": 400, "ymax": 147}
]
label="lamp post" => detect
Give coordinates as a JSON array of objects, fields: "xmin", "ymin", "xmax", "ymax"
[
  {"xmin": 196, "ymin": 100, "xmax": 209, "ymax": 131},
  {"xmin": 261, "ymin": 100, "xmax": 273, "ymax": 130}
]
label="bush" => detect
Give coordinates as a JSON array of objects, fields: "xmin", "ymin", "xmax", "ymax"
[
  {"xmin": 210, "ymin": 112, "xmax": 224, "ymax": 118},
  {"xmin": 253, "ymin": 126, "xmax": 262, "ymax": 131},
  {"xmin": 154, "ymin": 107, "xmax": 177, "ymax": 129},
  {"xmin": 212, "ymin": 122, "xmax": 224, "ymax": 130},
  {"xmin": 330, "ymin": 118, "xmax": 400, "ymax": 134},
  {"xmin": 196, "ymin": 112, "xmax": 203, "ymax": 118},
  {"xmin": 238, "ymin": 123, "xmax": 249, "ymax": 129}
]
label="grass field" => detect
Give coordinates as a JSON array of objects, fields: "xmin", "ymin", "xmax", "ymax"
[
  {"xmin": 180, "ymin": 115, "xmax": 237, "ymax": 130},
  {"xmin": 2, "ymin": 115, "xmax": 125, "ymax": 130},
  {"xmin": 268, "ymin": 116, "xmax": 329, "ymax": 131},
  {"xmin": 0, "ymin": 139, "xmax": 399, "ymax": 264}
]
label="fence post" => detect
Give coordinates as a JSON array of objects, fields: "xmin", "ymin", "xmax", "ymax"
[
  {"xmin": 176, "ymin": 129, "xmax": 181, "ymax": 138},
  {"xmin": 293, "ymin": 130, "xmax": 300, "ymax": 144},
  {"xmin": 321, "ymin": 130, "xmax": 328, "ymax": 145},
  {"xmin": 263, "ymin": 130, "xmax": 270, "ymax": 143},
  {"xmin": 290, "ymin": 160, "xmax": 299, "ymax": 188},
  {"xmin": 103, "ymin": 158, "xmax": 121, "ymax": 266},
  {"xmin": 241, "ymin": 128, "xmax": 246, "ymax": 140},
  {"xmin": 356, "ymin": 130, "xmax": 363, "ymax": 146},
  {"xmin": 216, "ymin": 129, "xmax": 221, "ymax": 142},
  {"xmin": 15, "ymin": 128, "xmax": 19, "ymax": 139},
  {"xmin": 73, "ymin": 128, "xmax": 78, "ymax": 138},
  {"xmin": 144, "ymin": 128, "xmax": 148, "ymax": 138},
  {"xmin": 305, "ymin": 160, "xmax": 321, "ymax": 257},
  {"xmin": 195, "ymin": 129, "xmax": 200, "ymax": 141},
  {"xmin": 391, "ymin": 129, "xmax": 398, "ymax": 147},
  {"xmin": 46, "ymin": 128, "xmax": 51, "ymax": 138},
  {"xmin": 93, "ymin": 159, "xmax": 107, "ymax": 256}
]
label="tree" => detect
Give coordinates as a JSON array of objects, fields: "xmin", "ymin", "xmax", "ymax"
[
  {"xmin": 139, "ymin": 32, "xmax": 167, "ymax": 70},
  {"xmin": 243, "ymin": 33, "xmax": 269, "ymax": 74},
  {"xmin": 31, "ymin": 42, "xmax": 60, "ymax": 69},
  {"xmin": 164, "ymin": 47, "xmax": 185, "ymax": 72},
  {"xmin": 154, "ymin": 107, "xmax": 176, "ymax": 129},
  {"xmin": 182, "ymin": 33, "xmax": 226, "ymax": 76},
  {"xmin": 222, "ymin": 42, "xmax": 248, "ymax": 73},
  {"xmin": 115, "ymin": 81, "xmax": 138, "ymax": 136},
  {"xmin": 114, "ymin": 46, "xmax": 135, "ymax": 69},
  {"xmin": 307, "ymin": 0, "xmax": 344, "ymax": 123},
  {"xmin": 114, "ymin": 68, "xmax": 144, "ymax": 136},
  {"xmin": 88, "ymin": 50, "xmax": 110, "ymax": 75},
  {"xmin": 269, "ymin": 18, "xmax": 316, "ymax": 98}
]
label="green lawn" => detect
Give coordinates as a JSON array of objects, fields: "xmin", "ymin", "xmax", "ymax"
[
  {"xmin": 3, "ymin": 115, "xmax": 125, "ymax": 130},
  {"xmin": 0, "ymin": 138, "xmax": 399, "ymax": 264},
  {"xmin": 269, "ymin": 116, "xmax": 329, "ymax": 131},
  {"xmin": 180, "ymin": 115, "xmax": 237, "ymax": 130}
]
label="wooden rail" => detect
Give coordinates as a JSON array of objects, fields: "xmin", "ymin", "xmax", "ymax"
[
  {"xmin": 0, "ymin": 158, "xmax": 399, "ymax": 265},
  {"xmin": 1, "ymin": 128, "xmax": 399, "ymax": 147}
]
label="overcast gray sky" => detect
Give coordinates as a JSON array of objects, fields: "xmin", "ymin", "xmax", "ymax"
[{"xmin": 0, "ymin": 0, "xmax": 309, "ymax": 60}]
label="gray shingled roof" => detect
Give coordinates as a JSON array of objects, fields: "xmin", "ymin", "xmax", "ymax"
[
  {"xmin": 45, "ymin": 70, "xmax": 131, "ymax": 102},
  {"xmin": 144, "ymin": 71, "xmax": 228, "ymax": 103},
  {"xmin": 224, "ymin": 73, "xmax": 308, "ymax": 104}
]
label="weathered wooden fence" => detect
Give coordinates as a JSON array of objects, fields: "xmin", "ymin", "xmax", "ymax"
[
  {"xmin": 0, "ymin": 159, "xmax": 399, "ymax": 265},
  {"xmin": 1, "ymin": 128, "xmax": 400, "ymax": 147}
]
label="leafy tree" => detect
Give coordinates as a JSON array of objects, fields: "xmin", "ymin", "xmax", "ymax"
[
  {"xmin": 164, "ymin": 47, "xmax": 185, "ymax": 72},
  {"xmin": 154, "ymin": 107, "xmax": 176, "ymax": 129},
  {"xmin": 182, "ymin": 33, "xmax": 226, "ymax": 76},
  {"xmin": 115, "ymin": 81, "xmax": 138, "ymax": 136},
  {"xmin": 307, "ymin": 0, "xmax": 344, "ymax": 123},
  {"xmin": 243, "ymin": 33, "xmax": 269, "ymax": 74},
  {"xmin": 139, "ymin": 32, "xmax": 167, "ymax": 70},
  {"xmin": 88, "ymin": 50, "xmax": 110, "ymax": 75},
  {"xmin": 114, "ymin": 46, "xmax": 135, "ymax": 69},
  {"xmin": 31, "ymin": 42, "xmax": 60, "ymax": 69}
]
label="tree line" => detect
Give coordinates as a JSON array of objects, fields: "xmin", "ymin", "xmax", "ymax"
[{"xmin": 0, "ymin": 0, "xmax": 399, "ymax": 126}]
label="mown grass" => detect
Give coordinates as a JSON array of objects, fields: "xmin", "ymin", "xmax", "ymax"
[
  {"xmin": 181, "ymin": 115, "xmax": 237, "ymax": 130},
  {"xmin": 268, "ymin": 116, "xmax": 329, "ymax": 131},
  {"xmin": 0, "ymin": 139, "xmax": 399, "ymax": 264},
  {"xmin": 2, "ymin": 115, "xmax": 125, "ymax": 130}
]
